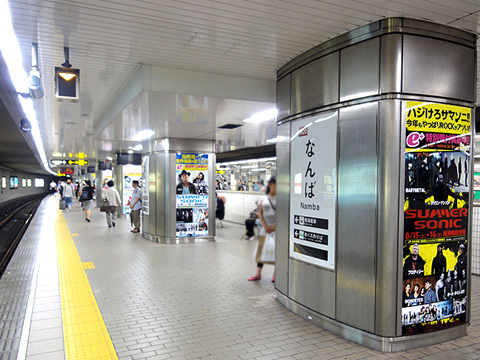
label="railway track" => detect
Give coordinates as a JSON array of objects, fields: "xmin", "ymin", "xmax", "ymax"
[{"xmin": 0, "ymin": 196, "xmax": 45, "ymax": 277}]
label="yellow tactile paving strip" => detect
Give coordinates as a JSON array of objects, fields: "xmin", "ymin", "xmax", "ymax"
[{"xmin": 56, "ymin": 211, "xmax": 118, "ymax": 360}]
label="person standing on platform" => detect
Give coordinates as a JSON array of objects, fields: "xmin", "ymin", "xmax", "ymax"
[
  {"xmin": 130, "ymin": 180, "xmax": 142, "ymax": 233},
  {"xmin": 102, "ymin": 180, "xmax": 122, "ymax": 228},
  {"xmin": 62, "ymin": 179, "xmax": 75, "ymax": 211},
  {"xmin": 249, "ymin": 176, "xmax": 276, "ymax": 282},
  {"xmin": 49, "ymin": 180, "xmax": 57, "ymax": 195},
  {"xmin": 79, "ymin": 180, "xmax": 95, "ymax": 222}
]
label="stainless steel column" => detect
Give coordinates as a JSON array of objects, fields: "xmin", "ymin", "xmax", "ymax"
[
  {"xmin": 275, "ymin": 17, "xmax": 476, "ymax": 351},
  {"xmin": 143, "ymin": 138, "xmax": 216, "ymax": 244}
]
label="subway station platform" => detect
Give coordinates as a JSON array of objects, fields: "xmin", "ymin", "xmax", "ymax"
[{"xmin": 1, "ymin": 195, "xmax": 480, "ymax": 360}]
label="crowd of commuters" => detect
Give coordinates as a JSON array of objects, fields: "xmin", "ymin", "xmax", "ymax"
[
  {"xmin": 50, "ymin": 175, "xmax": 278, "ymax": 273},
  {"xmin": 52, "ymin": 177, "xmax": 141, "ymax": 233}
]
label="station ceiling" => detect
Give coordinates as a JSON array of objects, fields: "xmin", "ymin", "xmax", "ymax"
[{"xmin": 1, "ymin": 0, "xmax": 480, "ymax": 175}]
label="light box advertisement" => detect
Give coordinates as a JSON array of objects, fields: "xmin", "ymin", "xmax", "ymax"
[
  {"xmin": 175, "ymin": 153, "xmax": 209, "ymax": 237},
  {"xmin": 402, "ymin": 101, "xmax": 471, "ymax": 336},
  {"xmin": 289, "ymin": 111, "xmax": 337, "ymax": 269}
]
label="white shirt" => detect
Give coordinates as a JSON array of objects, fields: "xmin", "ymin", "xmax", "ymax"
[
  {"xmin": 102, "ymin": 186, "xmax": 122, "ymax": 206},
  {"xmin": 259, "ymin": 195, "xmax": 276, "ymax": 236},
  {"xmin": 63, "ymin": 183, "xmax": 74, "ymax": 197}
]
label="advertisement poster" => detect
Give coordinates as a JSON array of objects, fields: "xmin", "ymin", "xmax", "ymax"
[
  {"xmin": 289, "ymin": 111, "xmax": 337, "ymax": 269},
  {"xmin": 175, "ymin": 153, "xmax": 209, "ymax": 237},
  {"xmin": 474, "ymin": 172, "xmax": 480, "ymax": 200},
  {"xmin": 143, "ymin": 156, "xmax": 149, "ymax": 216},
  {"xmin": 123, "ymin": 165, "xmax": 142, "ymax": 215},
  {"xmin": 402, "ymin": 101, "xmax": 471, "ymax": 336}
]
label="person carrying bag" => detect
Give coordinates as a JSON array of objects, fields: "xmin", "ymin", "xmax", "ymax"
[
  {"xmin": 249, "ymin": 176, "xmax": 277, "ymax": 282},
  {"xmin": 101, "ymin": 180, "xmax": 122, "ymax": 228}
]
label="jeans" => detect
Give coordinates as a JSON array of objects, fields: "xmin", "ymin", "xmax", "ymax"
[{"xmin": 64, "ymin": 196, "xmax": 73, "ymax": 209}]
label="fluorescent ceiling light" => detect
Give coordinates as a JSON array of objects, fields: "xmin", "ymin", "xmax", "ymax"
[
  {"xmin": 132, "ymin": 130, "xmax": 155, "ymax": 141},
  {"xmin": 242, "ymin": 108, "xmax": 278, "ymax": 123},
  {"xmin": 0, "ymin": 0, "xmax": 54, "ymax": 175},
  {"xmin": 217, "ymin": 157, "xmax": 277, "ymax": 166},
  {"xmin": 0, "ymin": 1, "xmax": 28, "ymax": 93},
  {"xmin": 252, "ymin": 168, "xmax": 266, "ymax": 172},
  {"xmin": 132, "ymin": 144, "xmax": 143, "ymax": 151},
  {"xmin": 266, "ymin": 137, "xmax": 277, "ymax": 143}
]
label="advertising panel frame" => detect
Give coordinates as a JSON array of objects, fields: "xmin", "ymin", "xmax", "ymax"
[{"xmin": 401, "ymin": 101, "xmax": 471, "ymax": 336}]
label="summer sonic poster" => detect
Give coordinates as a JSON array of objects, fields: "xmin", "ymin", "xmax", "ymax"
[
  {"xmin": 175, "ymin": 153, "xmax": 209, "ymax": 237},
  {"xmin": 402, "ymin": 101, "xmax": 471, "ymax": 335}
]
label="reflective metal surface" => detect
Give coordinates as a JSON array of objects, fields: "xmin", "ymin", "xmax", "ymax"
[
  {"xmin": 275, "ymin": 123, "xmax": 290, "ymax": 296},
  {"xmin": 377, "ymin": 100, "xmax": 402, "ymax": 336},
  {"xmin": 276, "ymin": 75, "xmax": 291, "ymax": 122},
  {"xmin": 143, "ymin": 139, "xmax": 215, "ymax": 244},
  {"xmin": 276, "ymin": 17, "xmax": 476, "ymax": 350},
  {"xmin": 379, "ymin": 34, "xmax": 402, "ymax": 94},
  {"xmin": 291, "ymin": 52, "xmax": 339, "ymax": 115},
  {"xmin": 340, "ymin": 38, "xmax": 380, "ymax": 102},
  {"xmin": 336, "ymin": 103, "xmax": 378, "ymax": 332},
  {"xmin": 403, "ymin": 35, "xmax": 476, "ymax": 103}
]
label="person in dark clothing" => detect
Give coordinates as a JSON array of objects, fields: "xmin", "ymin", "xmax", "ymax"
[
  {"xmin": 431, "ymin": 244, "xmax": 447, "ymax": 280},
  {"xmin": 403, "ymin": 243, "xmax": 425, "ymax": 277},
  {"xmin": 215, "ymin": 192, "xmax": 225, "ymax": 220},
  {"xmin": 244, "ymin": 200, "xmax": 259, "ymax": 240}
]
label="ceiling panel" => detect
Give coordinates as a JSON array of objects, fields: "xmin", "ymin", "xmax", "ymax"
[{"xmin": 1, "ymin": 0, "xmax": 480, "ymax": 174}]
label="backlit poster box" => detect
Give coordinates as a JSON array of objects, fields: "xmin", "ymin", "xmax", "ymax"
[
  {"xmin": 27, "ymin": 179, "xmax": 32, "ymax": 187},
  {"xmin": 402, "ymin": 101, "xmax": 471, "ymax": 336},
  {"xmin": 175, "ymin": 153, "xmax": 209, "ymax": 237},
  {"xmin": 22, "ymin": 178, "xmax": 26, "ymax": 187},
  {"xmin": 1, "ymin": 177, "xmax": 6, "ymax": 189},
  {"xmin": 10, "ymin": 176, "xmax": 18, "ymax": 189},
  {"xmin": 122, "ymin": 165, "xmax": 142, "ymax": 215},
  {"xmin": 289, "ymin": 111, "xmax": 338, "ymax": 269},
  {"xmin": 34, "ymin": 178, "xmax": 45, "ymax": 188}
]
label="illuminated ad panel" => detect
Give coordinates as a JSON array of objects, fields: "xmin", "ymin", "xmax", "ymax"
[
  {"xmin": 175, "ymin": 153, "xmax": 209, "ymax": 237},
  {"xmin": 402, "ymin": 101, "xmax": 471, "ymax": 335},
  {"xmin": 289, "ymin": 111, "xmax": 337, "ymax": 270}
]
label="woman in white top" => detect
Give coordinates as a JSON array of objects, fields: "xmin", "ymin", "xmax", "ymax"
[
  {"xmin": 249, "ymin": 176, "xmax": 276, "ymax": 282},
  {"xmin": 102, "ymin": 180, "xmax": 122, "ymax": 228}
]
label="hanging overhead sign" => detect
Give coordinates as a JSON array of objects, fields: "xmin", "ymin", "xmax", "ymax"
[{"xmin": 50, "ymin": 159, "xmax": 88, "ymax": 166}]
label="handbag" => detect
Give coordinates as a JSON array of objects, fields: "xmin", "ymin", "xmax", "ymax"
[
  {"xmin": 99, "ymin": 199, "xmax": 109, "ymax": 212},
  {"xmin": 79, "ymin": 190, "xmax": 89, "ymax": 202}
]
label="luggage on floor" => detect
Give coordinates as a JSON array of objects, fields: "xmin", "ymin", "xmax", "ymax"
[{"xmin": 59, "ymin": 199, "xmax": 66, "ymax": 210}]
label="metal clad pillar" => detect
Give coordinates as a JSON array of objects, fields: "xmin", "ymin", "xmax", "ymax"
[
  {"xmin": 275, "ymin": 17, "xmax": 476, "ymax": 351},
  {"xmin": 143, "ymin": 138, "xmax": 216, "ymax": 244}
]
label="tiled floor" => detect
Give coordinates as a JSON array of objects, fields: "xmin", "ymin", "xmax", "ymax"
[{"xmin": 2, "ymin": 195, "xmax": 480, "ymax": 359}]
